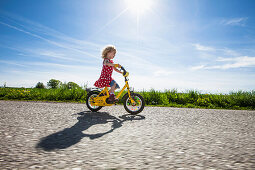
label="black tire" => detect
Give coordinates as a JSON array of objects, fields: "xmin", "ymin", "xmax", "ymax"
[
  {"xmin": 86, "ymin": 91, "xmax": 103, "ymax": 112},
  {"xmin": 123, "ymin": 93, "xmax": 145, "ymax": 115}
]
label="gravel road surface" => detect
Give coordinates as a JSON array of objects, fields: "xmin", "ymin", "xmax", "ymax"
[{"xmin": 0, "ymin": 100, "xmax": 254, "ymax": 169}]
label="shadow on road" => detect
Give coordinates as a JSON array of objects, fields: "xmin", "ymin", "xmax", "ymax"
[{"xmin": 36, "ymin": 111, "xmax": 145, "ymax": 151}]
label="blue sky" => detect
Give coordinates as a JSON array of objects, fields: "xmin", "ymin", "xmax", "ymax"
[{"xmin": 0, "ymin": 0, "xmax": 255, "ymax": 93}]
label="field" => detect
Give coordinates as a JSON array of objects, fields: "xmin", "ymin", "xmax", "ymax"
[{"xmin": 0, "ymin": 87, "xmax": 254, "ymax": 110}]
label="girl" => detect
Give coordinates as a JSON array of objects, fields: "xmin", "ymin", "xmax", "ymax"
[{"xmin": 94, "ymin": 45, "xmax": 122, "ymax": 102}]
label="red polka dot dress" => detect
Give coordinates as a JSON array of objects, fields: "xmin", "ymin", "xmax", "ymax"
[{"xmin": 94, "ymin": 59, "xmax": 114, "ymax": 88}]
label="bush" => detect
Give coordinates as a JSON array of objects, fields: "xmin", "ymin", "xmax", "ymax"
[
  {"xmin": 47, "ymin": 79, "xmax": 62, "ymax": 89},
  {"xmin": 61, "ymin": 82, "xmax": 80, "ymax": 89},
  {"xmin": 35, "ymin": 82, "xmax": 45, "ymax": 89},
  {"xmin": 229, "ymin": 90, "xmax": 255, "ymax": 108},
  {"xmin": 188, "ymin": 90, "xmax": 200, "ymax": 103},
  {"xmin": 165, "ymin": 89, "xmax": 178, "ymax": 103},
  {"xmin": 210, "ymin": 94, "xmax": 230, "ymax": 108},
  {"xmin": 196, "ymin": 97, "xmax": 210, "ymax": 107}
]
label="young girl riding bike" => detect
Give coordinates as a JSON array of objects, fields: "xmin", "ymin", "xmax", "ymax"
[{"xmin": 94, "ymin": 45, "xmax": 122, "ymax": 102}]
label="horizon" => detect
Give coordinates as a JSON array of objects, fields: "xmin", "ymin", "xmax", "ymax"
[{"xmin": 1, "ymin": 0, "xmax": 255, "ymax": 94}]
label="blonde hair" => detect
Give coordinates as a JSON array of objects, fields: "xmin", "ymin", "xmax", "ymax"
[{"xmin": 101, "ymin": 45, "xmax": 117, "ymax": 59}]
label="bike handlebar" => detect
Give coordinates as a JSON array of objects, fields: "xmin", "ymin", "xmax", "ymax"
[
  {"xmin": 120, "ymin": 66, "xmax": 129, "ymax": 78},
  {"xmin": 121, "ymin": 66, "xmax": 126, "ymax": 75}
]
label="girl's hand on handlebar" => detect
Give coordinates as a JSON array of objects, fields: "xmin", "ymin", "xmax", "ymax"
[
  {"xmin": 114, "ymin": 64, "xmax": 122, "ymax": 68},
  {"xmin": 114, "ymin": 64, "xmax": 121, "ymax": 68}
]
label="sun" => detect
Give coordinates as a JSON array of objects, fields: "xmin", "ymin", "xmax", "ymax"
[{"xmin": 125, "ymin": 0, "xmax": 153, "ymax": 15}]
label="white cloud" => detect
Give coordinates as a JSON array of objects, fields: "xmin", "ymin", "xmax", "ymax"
[
  {"xmin": 192, "ymin": 56, "xmax": 255, "ymax": 70},
  {"xmin": 0, "ymin": 21, "xmax": 99, "ymax": 60},
  {"xmin": 0, "ymin": 59, "xmax": 96, "ymax": 72},
  {"xmin": 221, "ymin": 17, "xmax": 248, "ymax": 26},
  {"xmin": 223, "ymin": 49, "xmax": 240, "ymax": 57},
  {"xmin": 153, "ymin": 69, "xmax": 174, "ymax": 77},
  {"xmin": 127, "ymin": 70, "xmax": 255, "ymax": 94},
  {"xmin": 216, "ymin": 56, "xmax": 255, "ymax": 69},
  {"xmin": 0, "ymin": 60, "xmax": 27, "ymax": 67},
  {"xmin": 193, "ymin": 43, "xmax": 215, "ymax": 51},
  {"xmin": 28, "ymin": 49, "xmax": 95, "ymax": 64},
  {"xmin": 191, "ymin": 65, "xmax": 205, "ymax": 71},
  {"xmin": 0, "ymin": 10, "xmax": 100, "ymax": 47},
  {"xmin": 194, "ymin": 44, "xmax": 242, "ymax": 58}
]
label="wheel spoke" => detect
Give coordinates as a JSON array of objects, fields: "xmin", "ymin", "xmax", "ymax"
[
  {"xmin": 126, "ymin": 95, "xmax": 143, "ymax": 112},
  {"xmin": 88, "ymin": 94, "xmax": 100, "ymax": 109}
]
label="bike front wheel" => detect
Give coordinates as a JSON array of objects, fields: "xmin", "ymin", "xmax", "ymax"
[{"xmin": 123, "ymin": 93, "xmax": 145, "ymax": 114}]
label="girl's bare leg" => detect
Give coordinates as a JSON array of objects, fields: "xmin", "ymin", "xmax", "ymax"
[{"xmin": 109, "ymin": 83, "xmax": 116, "ymax": 94}]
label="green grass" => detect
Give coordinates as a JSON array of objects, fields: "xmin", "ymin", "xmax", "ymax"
[
  {"xmin": 0, "ymin": 87, "xmax": 87, "ymax": 103},
  {"xmin": 137, "ymin": 89, "xmax": 255, "ymax": 110},
  {"xmin": 0, "ymin": 87, "xmax": 254, "ymax": 110}
]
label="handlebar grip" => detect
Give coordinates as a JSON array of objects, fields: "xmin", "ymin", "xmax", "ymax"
[{"xmin": 121, "ymin": 66, "xmax": 126, "ymax": 75}]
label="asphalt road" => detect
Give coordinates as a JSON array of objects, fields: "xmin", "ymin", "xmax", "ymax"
[{"xmin": 0, "ymin": 100, "xmax": 254, "ymax": 169}]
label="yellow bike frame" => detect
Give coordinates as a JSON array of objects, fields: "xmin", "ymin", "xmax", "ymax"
[{"xmin": 91, "ymin": 79, "xmax": 135, "ymax": 106}]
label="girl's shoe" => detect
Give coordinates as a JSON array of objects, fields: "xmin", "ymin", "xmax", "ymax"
[{"xmin": 108, "ymin": 94, "xmax": 119, "ymax": 103}]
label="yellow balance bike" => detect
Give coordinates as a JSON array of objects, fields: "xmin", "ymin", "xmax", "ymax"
[{"xmin": 86, "ymin": 66, "xmax": 145, "ymax": 114}]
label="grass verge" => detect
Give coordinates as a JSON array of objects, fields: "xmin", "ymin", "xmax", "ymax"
[{"xmin": 0, "ymin": 87, "xmax": 254, "ymax": 110}]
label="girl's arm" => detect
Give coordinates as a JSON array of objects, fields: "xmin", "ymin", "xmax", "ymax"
[
  {"xmin": 104, "ymin": 59, "xmax": 122, "ymax": 73},
  {"xmin": 113, "ymin": 67, "xmax": 122, "ymax": 74},
  {"xmin": 104, "ymin": 59, "xmax": 115, "ymax": 67}
]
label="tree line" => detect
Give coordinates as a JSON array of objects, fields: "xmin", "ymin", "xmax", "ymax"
[{"xmin": 35, "ymin": 79, "xmax": 81, "ymax": 89}]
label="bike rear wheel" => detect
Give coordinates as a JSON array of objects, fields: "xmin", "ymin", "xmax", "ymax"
[
  {"xmin": 123, "ymin": 93, "xmax": 145, "ymax": 114},
  {"xmin": 86, "ymin": 91, "xmax": 103, "ymax": 112}
]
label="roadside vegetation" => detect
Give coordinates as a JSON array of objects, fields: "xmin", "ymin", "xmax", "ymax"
[
  {"xmin": 0, "ymin": 79, "xmax": 87, "ymax": 103},
  {"xmin": 0, "ymin": 80, "xmax": 254, "ymax": 110},
  {"xmin": 138, "ymin": 89, "xmax": 255, "ymax": 110}
]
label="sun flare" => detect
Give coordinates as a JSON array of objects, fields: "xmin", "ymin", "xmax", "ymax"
[{"xmin": 125, "ymin": 0, "xmax": 153, "ymax": 15}]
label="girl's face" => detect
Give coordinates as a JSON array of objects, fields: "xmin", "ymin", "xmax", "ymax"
[{"xmin": 107, "ymin": 50, "xmax": 116, "ymax": 59}]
